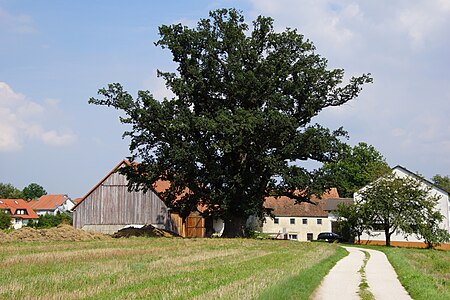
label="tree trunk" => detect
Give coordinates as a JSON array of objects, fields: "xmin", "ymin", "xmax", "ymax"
[
  {"xmin": 385, "ymin": 228, "xmax": 391, "ymax": 246},
  {"xmin": 221, "ymin": 215, "xmax": 247, "ymax": 238}
]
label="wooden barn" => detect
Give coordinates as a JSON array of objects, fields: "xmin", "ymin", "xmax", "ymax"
[{"xmin": 73, "ymin": 160, "xmax": 206, "ymax": 237}]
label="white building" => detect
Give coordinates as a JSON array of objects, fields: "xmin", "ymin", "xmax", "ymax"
[
  {"xmin": 28, "ymin": 194, "xmax": 75, "ymax": 216},
  {"xmin": 262, "ymin": 188, "xmax": 339, "ymax": 241},
  {"xmin": 358, "ymin": 165, "xmax": 449, "ymax": 247}
]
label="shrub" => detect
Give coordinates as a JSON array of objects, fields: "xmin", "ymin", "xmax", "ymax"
[
  {"xmin": 28, "ymin": 211, "xmax": 73, "ymax": 228},
  {"xmin": 0, "ymin": 209, "xmax": 12, "ymax": 230}
]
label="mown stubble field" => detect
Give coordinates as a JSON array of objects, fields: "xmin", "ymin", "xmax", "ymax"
[{"xmin": 0, "ymin": 238, "xmax": 345, "ymax": 299}]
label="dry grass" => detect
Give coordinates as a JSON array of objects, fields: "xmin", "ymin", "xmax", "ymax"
[
  {"xmin": 0, "ymin": 238, "xmax": 343, "ymax": 299},
  {"xmin": 0, "ymin": 224, "xmax": 109, "ymax": 242}
]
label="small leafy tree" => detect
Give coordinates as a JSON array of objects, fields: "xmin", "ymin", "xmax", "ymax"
[
  {"xmin": 335, "ymin": 201, "xmax": 372, "ymax": 244},
  {"xmin": 89, "ymin": 8, "xmax": 372, "ymax": 237},
  {"xmin": 22, "ymin": 183, "xmax": 47, "ymax": 200},
  {"xmin": 412, "ymin": 206, "xmax": 450, "ymax": 249},
  {"xmin": 358, "ymin": 173, "xmax": 444, "ymax": 246},
  {"xmin": 0, "ymin": 209, "xmax": 11, "ymax": 230}
]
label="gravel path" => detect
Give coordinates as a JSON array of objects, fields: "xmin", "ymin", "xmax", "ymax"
[{"xmin": 313, "ymin": 246, "xmax": 412, "ymax": 300}]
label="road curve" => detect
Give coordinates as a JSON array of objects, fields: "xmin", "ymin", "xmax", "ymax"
[{"xmin": 313, "ymin": 246, "xmax": 411, "ymax": 300}]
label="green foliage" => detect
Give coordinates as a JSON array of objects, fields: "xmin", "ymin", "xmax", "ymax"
[
  {"xmin": 432, "ymin": 174, "xmax": 450, "ymax": 193},
  {"xmin": 322, "ymin": 142, "xmax": 390, "ymax": 197},
  {"xmin": 413, "ymin": 209, "xmax": 450, "ymax": 249},
  {"xmin": 0, "ymin": 209, "xmax": 11, "ymax": 230},
  {"xmin": 358, "ymin": 173, "xmax": 445, "ymax": 246},
  {"xmin": 22, "ymin": 183, "xmax": 47, "ymax": 200},
  {"xmin": 28, "ymin": 212, "xmax": 72, "ymax": 228},
  {"xmin": 0, "ymin": 183, "xmax": 23, "ymax": 199},
  {"xmin": 90, "ymin": 8, "xmax": 372, "ymax": 237},
  {"xmin": 376, "ymin": 246, "xmax": 450, "ymax": 300},
  {"xmin": 335, "ymin": 201, "xmax": 372, "ymax": 243}
]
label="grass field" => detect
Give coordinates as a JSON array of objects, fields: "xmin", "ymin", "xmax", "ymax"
[
  {"xmin": 381, "ymin": 246, "xmax": 450, "ymax": 300},
  {"xmin": 0, "ymin": 238, "xmax": 345, "ymax": 299},
  {"xmin": 350, "ymin": 245, "xmax": 450, "ymax": 300}
]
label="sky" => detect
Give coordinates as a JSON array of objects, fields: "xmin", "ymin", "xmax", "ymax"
[{"xmin": 1, "ymin": 0, "xmax": 449, "ymax": 198}]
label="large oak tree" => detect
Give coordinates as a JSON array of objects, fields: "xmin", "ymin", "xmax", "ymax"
[{"xmin": 90, "ymin": 9, "xmax": 372, "ymax": 237}]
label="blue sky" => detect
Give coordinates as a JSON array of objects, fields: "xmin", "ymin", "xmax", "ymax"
[{"xmin": 1, "ymin": 0, "xmax": 449, "ymax": 198}]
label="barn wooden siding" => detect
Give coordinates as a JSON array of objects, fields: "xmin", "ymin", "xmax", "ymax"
[
  {"xmin": 74, "ymin": 171, "xmax": 169, "ymax": 229},
  {"xmin": 170, "ymin": 212, "xmax": 206, "ymax": 237}
]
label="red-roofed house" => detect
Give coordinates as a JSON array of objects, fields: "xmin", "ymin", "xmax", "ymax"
[
  {"xmin": 262, "ymin": 188, "xmax": 340, "ymax": 241},
  {"xmin": 28, "ymin": 194, "xmax": 75, "ymax": 216},
  {"xmin": 0, "ymin": 199, "xmax": 39, "ymax": 229}
]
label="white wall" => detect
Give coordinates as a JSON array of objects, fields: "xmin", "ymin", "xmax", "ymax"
[
  {"xmin": 359, "ymin": 167, "xmax": 450, "ymax": 243},
  {"xmin": 12, "ymin": 218, "xmax": 30, "ymax": 229},
  {"xmin": 262, "ymin": 216, "xmax": 331, "ymax": 241}
]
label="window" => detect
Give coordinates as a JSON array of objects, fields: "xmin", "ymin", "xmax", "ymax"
[
  {"xmin": 307, "ymin": 233, "xmax": 313, "ymax": 241},
  {"xmin": 317, "ymin": 218, "xmax": 322, "ymax": 225},
  {"xmin": 274, "ymin": 218, "xmax": 279, "ymax": 224},
  {"xmin": 290, "ymin": 218, "xmax": 295, "ymax": 224},
  {"xmin": 302, "ymin": 218, "xmax": 307, "ymax": 224},
  {"xmin": 288, "ymin": 234, "xmax": 298, "ymax": 240},
  {"xmin": 15, "ymin": 218, "xmax": 20, "ymax": 224}
]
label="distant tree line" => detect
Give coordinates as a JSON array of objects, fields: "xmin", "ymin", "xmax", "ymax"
[{"xmin": 0, "ymin": 182, "xmax": 47, "ymax": 200}]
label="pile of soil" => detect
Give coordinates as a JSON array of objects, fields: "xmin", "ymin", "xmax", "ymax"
[
  {"xmin": 0, "ymin": 224, "xmax": 110, "ymax": 242},
  {"xmin": 112, "ymin": 224, "xmax": 179, "ymax": 238}
]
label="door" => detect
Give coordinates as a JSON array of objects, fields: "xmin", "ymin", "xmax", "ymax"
[{"xmin": 186, "ymin": 215, "xmax": 205, "ymax": 237}]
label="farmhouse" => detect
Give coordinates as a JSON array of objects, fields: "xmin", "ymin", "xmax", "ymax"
[
  {"xmin": 262, "ymin": 188, "xmax": 340, "ymax": 241},
  {"xmin": 358, "ymin": 165, "xmax": 450, "ymax": 247},
  {"xmin": 28, "ymin": 194, "xmax": 75, "ymax": 215},
  {"xmin": 0, "ymin": 199, "xmax": 39, "ymax": 229}
]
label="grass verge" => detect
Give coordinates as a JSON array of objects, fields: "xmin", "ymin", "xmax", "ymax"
[
  {"xmin": 348, "ymin": 244, "xmax": 450, "ymax": 299},
  {"xmin": 0, "ymin": 238, "xmax": 344, "ymax": 299},
  {"xmin": 258, "ymin": 246, "xmax": 347, "ymax": 300}
]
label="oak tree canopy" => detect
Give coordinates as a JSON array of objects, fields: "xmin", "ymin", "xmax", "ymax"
[{"xmin": 90, "ymin": 8, "xmax": 372, "ymax": 237}]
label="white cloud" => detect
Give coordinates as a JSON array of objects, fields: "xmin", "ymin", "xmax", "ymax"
[
  {"xmin": 398, "ymin": 0, "xmax": 450, "ymax": 48},
  {"xmin": 248, "ymin": 0, "xmax": 362, "ymax": 53},
  {"xmin": 0, "ymin": 123, "xmax": 20, "ymax": 151},
  {"xmin": 41, "ymin": 130, "xmax": 77, "ymax": 146},
  {"xmin": 246, "ymin": 0, "xmax": 450, "ymax": 178},
  {"xmin": 0, "ymin": 7, "xmax": 36, "ymax": 34},
  {"xmin": 0, "ymin": 82, "xmax": 77, "ymax": 151},
  {"xmin": 142, "ymin": 69, "xmax": 176, "ymax": 100}
]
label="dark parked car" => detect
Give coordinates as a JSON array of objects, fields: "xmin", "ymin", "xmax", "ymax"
[{"xmin": 317, "ymin": 232, "xmax": 343, "ymax": 243}]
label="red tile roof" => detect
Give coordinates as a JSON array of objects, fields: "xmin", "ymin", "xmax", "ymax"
[
  {"xmin": 0, "ymin": 199, "xmax": 39, "ymax": 219},
  {"xmin": 28, "ymin": 194, "xmax": 69, "ymax": 211},
  {"xmin": 264, "ymin": 188, "xmax": 340, "ymax": 217},
  {"xmin": 72, "ymin": 198, "xmax": 83, "ymax": 205}
]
